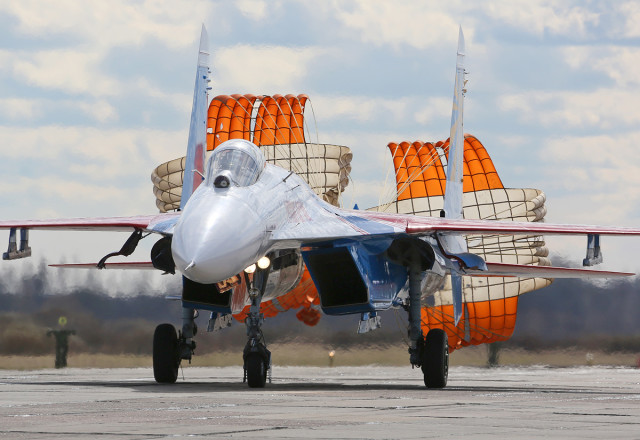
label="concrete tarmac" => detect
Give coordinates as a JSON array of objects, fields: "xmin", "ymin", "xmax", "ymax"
[{"xmin": 1, "ymin": 365, "xmax": 639, "ymax": 439}]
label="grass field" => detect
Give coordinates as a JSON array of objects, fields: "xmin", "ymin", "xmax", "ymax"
[{"xmin": 2, "ymin": 344, "xmax": 639, "ymax": 370}]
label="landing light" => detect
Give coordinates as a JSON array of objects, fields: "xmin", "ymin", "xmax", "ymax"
[
  {"xmin": 244, "ymin": 264, "xmax": 256, "ymax": 274},
  {"xmin": 257, "ymin": 256, "xmax": 270, "ymax": 269}
]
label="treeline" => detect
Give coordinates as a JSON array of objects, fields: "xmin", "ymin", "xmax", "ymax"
[{"xmin": 1, "ymin": 268, "xmax": 639, "ymax": 356}]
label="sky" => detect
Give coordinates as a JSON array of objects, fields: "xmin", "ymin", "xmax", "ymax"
[{"xmin": 1, "ymin": 0, "xmax": 640, "ymax": 292}]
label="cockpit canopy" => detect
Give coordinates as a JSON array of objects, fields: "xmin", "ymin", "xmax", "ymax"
[{"xmin": 206, "ymin": 139, "xmax": 266, "ymax": 187}]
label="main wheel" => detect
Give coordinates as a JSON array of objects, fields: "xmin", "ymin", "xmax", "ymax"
[
  {"xmin": 245, "ymin": 353, "xmax": 267, "ymax": 388},
  {"xmin": 422, "ymin": 328, "xmax": 449, "ymax": 389},
  {"xmin": 153, "ymin": 323, "xmax": 180, "ymax": 384}
]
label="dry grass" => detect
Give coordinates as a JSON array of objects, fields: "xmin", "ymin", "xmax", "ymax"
[
  {"xmin": 0, "ymin": 354, "xmax": 152, "ymax": 370},
  {"xmin": 2, "ymin": 344, "xmax": 638, "ymax": 370}
]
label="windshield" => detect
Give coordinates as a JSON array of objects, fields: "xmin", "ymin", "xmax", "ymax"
[{"xmin": 206, "ymin": 139, "xmax": 265, "ymax": 187}]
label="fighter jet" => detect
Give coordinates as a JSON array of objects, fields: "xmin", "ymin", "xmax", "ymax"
[{"xmin": 2, "ymin": 26, "xmax": 639, "ymax": 388}]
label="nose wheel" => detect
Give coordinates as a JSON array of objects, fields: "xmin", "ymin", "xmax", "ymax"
[{"xmin": 243, "ymin": 345, "xmax": 271, "ymax": 388}]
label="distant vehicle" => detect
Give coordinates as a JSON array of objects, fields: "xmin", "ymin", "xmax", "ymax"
[{"xmin": 2, "ymin": 26, "xmax": 638, "ymax": 389}]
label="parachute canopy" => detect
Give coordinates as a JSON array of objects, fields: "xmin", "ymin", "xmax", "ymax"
[
  {"xmin": 152, "ymin": 94, "xmax": 352, "ymax": 212},
  {"xmin": 374, "ymin": 134, "xmax": 550, "ymax": 349}
]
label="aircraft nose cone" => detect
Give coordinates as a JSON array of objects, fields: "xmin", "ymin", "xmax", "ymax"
[{"xmin": 171, "ymin": 190, "xmax": 265, "ymax": 284}]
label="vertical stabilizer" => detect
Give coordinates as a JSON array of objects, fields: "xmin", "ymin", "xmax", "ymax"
[
  {"xmin": 441, "ymin": 27, "xmax": 468, "ymax": 325},
  {"xmin": 180, "ymin": 24, "xmax": 210, "ymax": 210},
  {"xmin": 444, "ymin": 26, "xmax": 466, "ymax": 223}
]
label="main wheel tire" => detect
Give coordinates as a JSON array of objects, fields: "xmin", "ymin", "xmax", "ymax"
[
  {"xmin": 153, "ymin": 323, "xmax": 180, "ymax": 384},
  {"xmin": 422, "ymin": 328, "xmax": 449, "ymax": 389},
  {"xmin": 246, "ymin": 353, "xmax": 267, "ymax": 388}
]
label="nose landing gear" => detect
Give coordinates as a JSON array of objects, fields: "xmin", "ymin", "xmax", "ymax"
[{"xmin": 242, "ymin": 262, "xmax": 272, "ymax": 388}]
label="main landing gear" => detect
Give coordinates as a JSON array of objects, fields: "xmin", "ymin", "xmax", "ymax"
[
  {"xmin": 407, "ymin": 260, "xmax": 449, "ymax": 389},
  {"xmin": 153, "ymin": 307, "xmax": 197, "ymax": 384},
  {"xmin": 421, "ymin": 328, "xmax": 449, "ymax": 388}
]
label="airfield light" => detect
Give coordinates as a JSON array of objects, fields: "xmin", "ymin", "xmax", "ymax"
[
  {"xmin": 244, "ymin": 264, "xmax": 256, "ymax": 274},
  {"xmin": 257, "ymin": 256, "xmax": 271, "ymax": 269}
]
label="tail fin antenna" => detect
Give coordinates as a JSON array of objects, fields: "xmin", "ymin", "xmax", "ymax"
[{"xmin": 180, "ymin": 24, "xmax": 210, "ymax": 210}]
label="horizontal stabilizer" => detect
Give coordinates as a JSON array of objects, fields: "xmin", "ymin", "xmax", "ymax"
[
  {"xmin": 466, "ymin": 262, "xmax": 634, "ymax": 278},
  {"xmin": 50, "ymin": 262, "xmax": 156, "ymax": 270}
]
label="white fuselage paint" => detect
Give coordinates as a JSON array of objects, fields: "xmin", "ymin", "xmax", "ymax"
[{"xmin": 171, "ymin": 159, "xmax": 357, "ymax": 285}]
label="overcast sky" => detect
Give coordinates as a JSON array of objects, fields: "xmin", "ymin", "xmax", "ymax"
[{"xmin": 1, "ymin": 0, "xmax": 640, "ymax": 291}]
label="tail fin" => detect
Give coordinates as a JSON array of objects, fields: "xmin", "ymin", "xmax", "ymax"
[
  {"xmin": 180, "ymin": 24, "xmax": 210, "ymax": 210},
  {"xmin": 443, "ymin": 26, "xmax": 466, "ymax": 222},
  {"xmin": 441, "ymin": 27, "xmax": 468, "ymax": 325}
]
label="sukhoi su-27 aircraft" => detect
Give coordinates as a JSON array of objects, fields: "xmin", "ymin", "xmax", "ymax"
[{"xmin": 2, "ymin": 26, "xmax": 640, "ymax": 388}]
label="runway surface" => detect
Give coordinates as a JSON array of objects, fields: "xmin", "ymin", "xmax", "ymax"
[{"xmin": 1, "ymin": 365, "xmax": 639, "ymax": 439}]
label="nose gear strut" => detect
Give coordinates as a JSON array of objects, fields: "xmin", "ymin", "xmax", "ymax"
[{"xmin": 242, "ymin": 259, "xmax": 272, "ymax": 388}]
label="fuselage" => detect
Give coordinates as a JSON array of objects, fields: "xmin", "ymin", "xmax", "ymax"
[
  {"xmin": 171, "ymin": 139, "xmax": 319, "ymax": 285},
  {"xmin": 170, "ymin": 139, "xmax": 450, "ymax": 314}
]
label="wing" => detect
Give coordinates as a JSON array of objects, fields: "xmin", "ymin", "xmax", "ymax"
[
  {"xmin": 1, "ymin": 213, "xmax": 180, "ymax": 263},
  {"xmin": 272, "ymin": 207, "xmax": 640, "ymax": 244},
  {"xmin": 355, "ymin": 210, "xmax": 640, "ymax": 237},
  {"xmin": 272, "ymin": 207, "xmax": 638, "ymax": 278},
  {"xmin": 0, "ymin": 212, "xmax": 180, "ymax": 234}
]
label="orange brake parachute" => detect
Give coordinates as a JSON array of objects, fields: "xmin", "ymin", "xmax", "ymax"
[
  {"xmin": 151, "ymin": 94, "xmax": 348, "ymax": 326},
  {"xmin": 152, "ymin": 94, "xmax": 351, "ymax": 212},
  {"xmin": 374, "ymin": 134, "xmax": 550, "ymax": 350}
]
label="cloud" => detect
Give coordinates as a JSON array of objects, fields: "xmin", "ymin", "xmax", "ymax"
[
  {"xmin": 497, "ymin": 89, "xmax": 640, "ymax": 129},
  {"xmin": 329, "ymin": 0, "xmax": 460, "ymax": 49},
  {"xmin": 3, "ymin": 48, "xmax": 120, "ymax": 97},
  {"xmin": 5, "ymin": 176, "xmax": 131, "ymax": 204},
  {"xmin": 484, "ymin": 0, "xmax": 600, "ymax": 38},
  {"xmin": 235, "ymin": 0, "xmax": 269, "ymax": 21},
  {"xmin": 0, "ymin": 125, "xmax": 184, "ymax": 180},
  {"xmin": 0, "ymin": 98, "xmax": 43, "ymax": 120},
  {"xmin": 76, "ymin": 100, "xmax": 118, "ymax": 123},
  {"xmin": 617, "ymin": 1, "xmax": 640, "ymax": 39},
  {"xmin": 136, "ymin": 78, "xmax": 192, "ymax": 115},
  {"xmin": 0, "ymin": 98, "xmax": 118, "ymax": 123},
  {"xmin": 563, "ymin": 46, "xmax": 640, "ymax": 87},
  {"xmin": 0, "ymin": 0, "xmax": 212, "ymax": 49},
  {"xmin": 311, "ymin": 95, "xmax": 450, "ymax": 127},
  {"xmin": 537, "ymin": 133, "xmax": 640, "ymax": 230},
  {"xmin": 214, "ymin": 44, "xmax": 326, "ymax": 92}
]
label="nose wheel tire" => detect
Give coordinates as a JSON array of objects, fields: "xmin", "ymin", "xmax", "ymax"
[
  {"xmin": 422, "ymin": 328, "xmax": 449, "ymax": 389},
  {"xmin": 245, "ymin": 353, "xmax": 267, "ymax": 388},
  {"xmin": 153, "ymin": 323, "xmax": 180, "ymax": 384}
]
